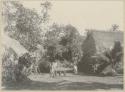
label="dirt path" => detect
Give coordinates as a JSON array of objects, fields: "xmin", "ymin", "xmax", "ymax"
[{"xmin": 2, "ymin": 73, "xmax": 123, "ymax": 90}]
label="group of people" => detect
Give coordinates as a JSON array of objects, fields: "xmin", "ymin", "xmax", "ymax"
[
  {"xmin": 50, "ymin": 61, "xmax": 65, "ymax": 77},
  {"xmin": 49, "ymin": 60, "xmax": 78, "ymax": 78}
]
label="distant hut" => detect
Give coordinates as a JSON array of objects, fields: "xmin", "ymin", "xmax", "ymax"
[{"xmin": 88, "ymin": 30, "xmax": 123, "ymax": 54}]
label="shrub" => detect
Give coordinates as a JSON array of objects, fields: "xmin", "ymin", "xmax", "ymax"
[
  {"xmin": 78, "ymin": 31, "xmax": 96, "ymax": 73},
  {"xmin": 38, "ymin": 61, "xmax": 50, "ymax": 73},
  {"xmin": 2, "ymin": 47, "xmax": 32, "ymax": 85},
  {"xmin": 2, "ymin": 47, "xmax": 18, "ymax": 84}
]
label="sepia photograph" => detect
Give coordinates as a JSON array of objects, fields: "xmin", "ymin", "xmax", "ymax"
[{"xmin": 1, "ymin": 0, "xmax": 124, "ymax": 90}]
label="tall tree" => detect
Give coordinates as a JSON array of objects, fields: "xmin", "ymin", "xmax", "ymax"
[
  {"xmin": 111, "ymin": 41, "xmax": 123, "ymax": 68},
  {"xmin": 78, "ymin": 31, "xmax": 96, "ymax": 73},
  {"xmin": 3, "ymin": 1, "xmax": 50, "ymax": 52},
  {"xmin": 82, "ymin": 31, "xmax": 96, "ymax": 57},
  {"xmin": 44, "ymin": 24, "xmax": 82, "ymax": 64}
]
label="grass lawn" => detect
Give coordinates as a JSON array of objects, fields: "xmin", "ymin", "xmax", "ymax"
[{"xmin": 2, "ymin": 73, "xmax": 123, "ymax": 90}]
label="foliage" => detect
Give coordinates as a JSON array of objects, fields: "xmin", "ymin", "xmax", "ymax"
[
  {"xmin": 82, "ymin": 31, "xmax": 96, "ymax": 57},
  {"xmin": 78, "ymin": 31, "xmax": 96, "ymax": 73},
  {"xmin": 111, "ymin": 41, "xmax": 123, "ymax": 73},
  {"xmin": 38, "ymin": 61, "xmax": 50, "ymax": 73},
  {"xmin": 93, "ymin": 41, "xmax": 123, "ymax": 75},
  {"xmin": 3, "ymin": 1, "xmax": 50, "ymax": 52},
  {"xmin": 111, "ymin": 41, "xmax": 123, "ymax": 64},
  {"xmin": 44, "ymin": 24, "xmax": 82, "ymax": 64},
  {"xmin": 2, "ymin": 47, "xmax": 22, "ymax": 84},
  {"xmin": 111, "ymin": 24, "xmax": 119, "ymax": 31},
  {"xmin": 2, "ymin": 46, "xmax": 34, "ymax": 84},
  {"xmin": 2, "ymin": 47, "xmax": 17, "ymax": 83}
]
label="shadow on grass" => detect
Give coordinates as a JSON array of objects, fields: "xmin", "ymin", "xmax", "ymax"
[
  {"xmin": 2, "ymin": 79, "xmax": 123, "ymax": 90},
  {"xmin": 60, "ymin": 82, "xmax": 123, "ymax": 90}
]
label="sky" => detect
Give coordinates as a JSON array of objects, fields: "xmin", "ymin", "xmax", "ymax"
[{"xmin": 21, "ymin": 0, "xmax": 124, "ymax": 35}]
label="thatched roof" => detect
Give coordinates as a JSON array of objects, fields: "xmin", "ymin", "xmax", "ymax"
[
  {"xmin": 90, "ymin": 30, "xmax": 123, "ymax": 54},
  {"xmin": 1, "ymin": 34, "xmax": 28, "ymax": 57}
]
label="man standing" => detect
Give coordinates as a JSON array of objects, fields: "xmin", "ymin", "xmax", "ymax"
[
  {"xmin": 73, "ymin": 62, "xmax": 78, "ymax": 74},
  {"xmin": 50, "ymin": 61, "xmax": 58, "ymax": 77}
]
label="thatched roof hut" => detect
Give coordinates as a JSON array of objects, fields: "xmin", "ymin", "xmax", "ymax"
[
  {"xmin": 87, "ymin": 30, "xmax": 123, "ymax": 54},
  {"xmin": 1, "ymin": 34, "xmax": 28, "ymax": 57}
]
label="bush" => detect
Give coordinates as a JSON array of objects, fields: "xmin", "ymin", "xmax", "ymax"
[
  {"xmin": 115, "ymin": 62, "xmax": 123, "ymax": 74},
  {"xmin": 2, "ymin": 47, "xmax": 18, "ymax": 83},
  {"xmin": 78, "ymin": 31, "xmax": 96, "ymax": 73},
  {"xmin": 38, "ymin": 61, "xmax": 50, "ymax": 73},
  {"xmin": 2, "ymin": 47, "xmax": 31, "ymax": 85}
]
